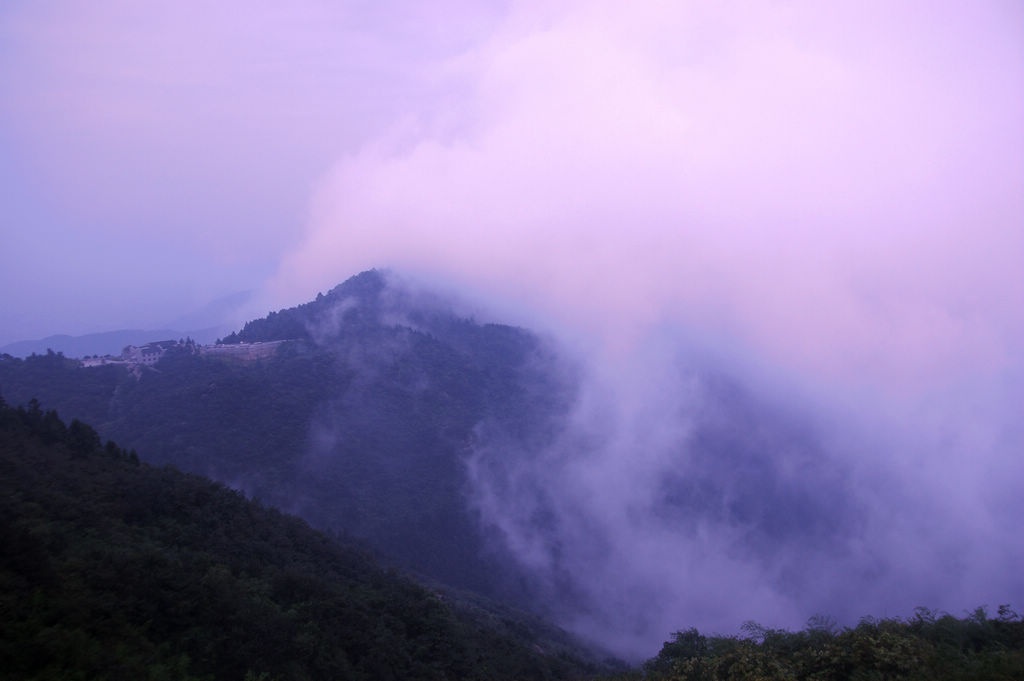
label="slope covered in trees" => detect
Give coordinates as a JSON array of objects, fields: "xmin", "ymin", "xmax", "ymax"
[
  {"xmin": 4, "ymin": 397, "xmax": 1021, "ymax": 680},
  {"xmin": 612, "ymin": 609, "xmax": 1024, "ymax": 681},
  {"xmin": 0, "ymin": 270, "xmax": 574, "ymax": 605},
  {"xmin": 0, "ymin": 398, "xmax": 603, "ymax": 680}
]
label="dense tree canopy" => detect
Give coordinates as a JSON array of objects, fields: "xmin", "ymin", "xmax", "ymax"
[
  {"xmin": 605, "ymin": 607, "xmax": 1024, "ymax": 681},
  {"xmin": 0, "ymin": 399, "xmax": 602, "ymax": 681}
]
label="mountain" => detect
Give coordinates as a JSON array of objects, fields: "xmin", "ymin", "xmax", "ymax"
[
  {"xmin": 0, "ymin": 269, "xmax": 880, "ymax": 657},
  {"xmin": 0, "ymin": 270, "xmax": 576, "ymax": 610},
  {"xmin": 5, "ymin": 268, "xmax": 1023, "ymax": 673},
  {"xmin": 0, "ymin": 399, "xmax": 606, "ymax": 680}
]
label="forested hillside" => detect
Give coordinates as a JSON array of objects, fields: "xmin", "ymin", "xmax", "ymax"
[
  {"xmin": 607, "ymin": 609, "xmax": 1024, "ymax": 681},
  {"xmin": 5, "ymin": 396, "xmax": 1021, "ymax": 680},
  {"xmin": 0, "ymin": 398, "xmax": 603, "ymax": 680},
  {"xmin": 4, "ymin": 265, "xmax": 1023, "ymax": 679},
  {"xmin": 0, "ymin": 270, "xmax": 573, "ymax": 605}
]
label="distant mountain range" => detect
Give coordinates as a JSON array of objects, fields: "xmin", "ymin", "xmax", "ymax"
[
  {"xmin": 0, "ymin": 328, "xmax": 205, "ymax": 359},
  {"xmin": 0, "ymin": 290, "xmax": 253, "ymax": 358}
]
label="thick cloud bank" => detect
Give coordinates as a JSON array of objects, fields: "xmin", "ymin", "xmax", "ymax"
[{"xmin": 264, "ymin": 1, "xmax": 1023, "ymax": 657}]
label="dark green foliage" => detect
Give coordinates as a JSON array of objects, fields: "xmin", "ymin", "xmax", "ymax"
[
  {"xmin": 0, "ymin": 401, "xmax": 598, "ymax": 681},
  {"xmin": 636, "ymin": 608, "xmax": 1024, "ymax": 681}
]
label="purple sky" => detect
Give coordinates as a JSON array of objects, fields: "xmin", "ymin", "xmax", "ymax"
[{"xmin": 3, "ymin": 0, "xmax": 1023, "ymax": 653}]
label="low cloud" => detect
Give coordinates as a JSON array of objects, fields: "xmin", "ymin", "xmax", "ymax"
[
  {"xmin": 464, "ymin": 335, "xmax": 1023, "ymax": 657},
  {"xmin": 270, "ymin": 0, "xmax": 1023, "ymax": 393},
  {"xmin": 265, "ymin": 0, "xmax": 1024, "ymax": 657}
]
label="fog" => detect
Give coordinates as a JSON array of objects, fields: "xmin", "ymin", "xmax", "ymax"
[
  {"xmin": 264, "ymin": 0, "xmax": 1024, "ymax": 657},
  {"xmin": 461, "ymin": 328, "xmax": 1024, "ymax": 657}
]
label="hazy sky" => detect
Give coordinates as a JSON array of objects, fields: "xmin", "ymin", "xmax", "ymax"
[
  {"xmin": 2, "ymin": 1, "xmax": 1020, "ymax": 383},
  {"xmin": 0, "ymin": 0, "xmax": 501, "ymax": 343},
  {"xmin": 2, "ymin": 0, "xmax": 1022, "ymax": 651}
]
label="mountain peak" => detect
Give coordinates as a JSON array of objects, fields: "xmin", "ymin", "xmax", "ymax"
[
  {"xmin": 221, "ymin": 269, "xmax": 394, "ymax": 345},
  {"xmin": 324, "ymin": 268, "xmax": 387, "ymax": 302}
]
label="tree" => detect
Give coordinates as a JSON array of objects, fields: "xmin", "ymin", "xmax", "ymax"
[{"xmin": 68, "ymin": 418, "xmax": 101, "ymax": 457}]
